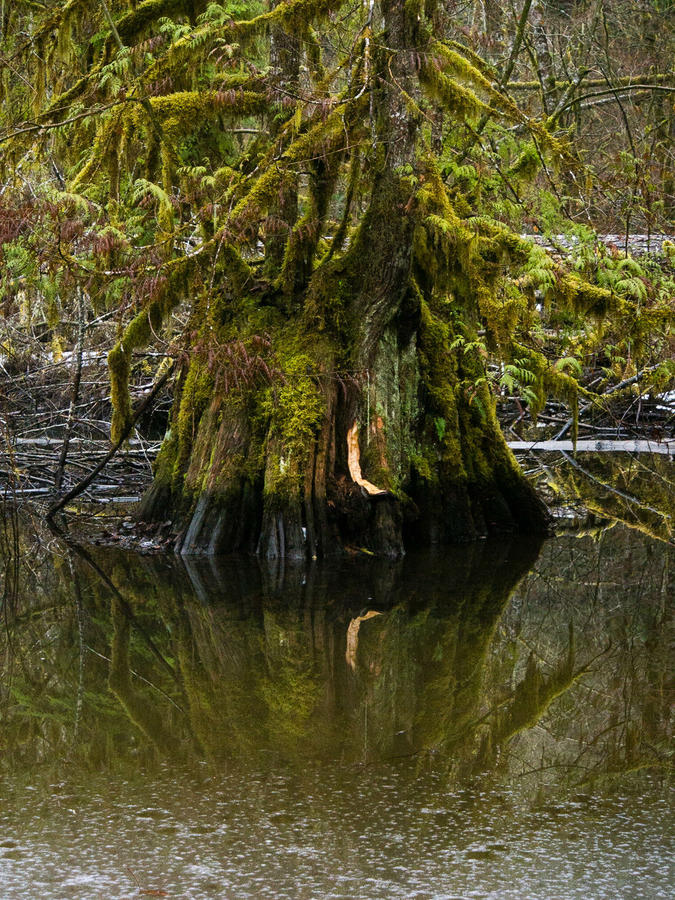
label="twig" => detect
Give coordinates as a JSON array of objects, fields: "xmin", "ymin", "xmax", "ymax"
[
  {"xmin": 54, "ymin": 289, "xmax": 86, "ymax": 491},
  {"xmin": 553, "ymin": 365, "xmax": 661, "ymax": 440}
]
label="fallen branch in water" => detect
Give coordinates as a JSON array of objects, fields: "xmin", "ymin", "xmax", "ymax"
[{"xmin": 46, "ymin": 362, "xmax": 175, "ymax": 520}]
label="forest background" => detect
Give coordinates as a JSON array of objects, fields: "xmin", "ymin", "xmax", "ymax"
[{"xmin": 0, "ymin": 0, "xmax": 673, "ymax": 557}]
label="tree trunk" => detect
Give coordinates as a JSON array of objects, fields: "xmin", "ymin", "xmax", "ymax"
[
  {"xmin": 530, "ymin": 1, "xmax": 557, "ymax": 115},
  {"xmin": 136, "ymin": 0, "xmax": 551, "ymax": 558},
  {"xmin": 264, "ymin": 9, "xmax": 301, "ymax": 279}
]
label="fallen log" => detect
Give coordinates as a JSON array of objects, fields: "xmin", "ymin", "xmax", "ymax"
[{"xmin": 508, "ymin": 439, "xmax": 674, "ymax": 455}]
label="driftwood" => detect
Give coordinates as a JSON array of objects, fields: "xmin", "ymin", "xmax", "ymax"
[{"xmin": 14, "ymin": 437, "xmax": 158, "ymax": 450}]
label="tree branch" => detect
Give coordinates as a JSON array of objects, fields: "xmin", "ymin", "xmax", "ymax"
[{"xmin": 46, "ymin": 362, "xmax": 175, "ymax": 519}]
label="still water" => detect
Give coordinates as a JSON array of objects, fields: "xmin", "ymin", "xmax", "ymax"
[{"xmin": 1, "ymin": 525, "xmax": 672, "ymax": 898}]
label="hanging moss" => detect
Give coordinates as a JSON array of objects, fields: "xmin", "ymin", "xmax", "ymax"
[
  {"xmin": 115, "ymin": 0, "xmax": 193, "ymax": 45},
  {"xmin": 277, "ymin": 156, "xmax": 339, "ymax": 297},
  {"xmin": 226, "ymin": 100, "xmax": 354, "ymax": 235},
  {"xmin": 420, "ymin": 63, "xmax": 492, "ymax": 122},
  {"xmin": 559, "ymin": 274, "xmax": 614, "ymax": 317},
  {"xmin": 109, "ymin": 254, "xmax": 198, "ymax": 442},
  {"xmin": 233, "ymin": 0, "xmax": 339, "ymax": 39},
  {"xmin": 507, "ymin": 143, "xmax": 541, "ymax": 181}
]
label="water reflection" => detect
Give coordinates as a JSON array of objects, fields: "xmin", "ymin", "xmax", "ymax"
[
  {"xmin": 1, "ymin": 528, "xmax": 671, "ymax": 788},
  {"xmin": 1, "ymin": 524, "xmax": 673, "ymax": 898},
  {"xmin": 538, "ymin": 452, "xmax": 673, "ymax": 543}
]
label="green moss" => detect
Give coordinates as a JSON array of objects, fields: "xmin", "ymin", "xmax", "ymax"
[
  {"xmin": 147, "ymin": 90, "xmax": 269, "ymax": 130},
  {"xmin": 115, "ymin": 0, "xmax": 190, "ymax": 45},
  {"xmin": 561, "ymin": 274, "xmax": 614, "ymax": 317},
  {"xmin": 277, "ymin": 157, "xmax": 338, "ymax": 297},
  {"xmin": 417, "ymin": 300, "xmax": 464, "ymax": 478},
  {"xmin": 227, "ymin": 101, "xmax": 351, "ymax": 239},
  {"xmin": 420, "ymin": 62, "xmax": 491, "ymax": 122},
  {"xmin": 259, "ymin": 350, "xmax": 325, "ymax": 499},
  {"xmin": 232, "ymin": 0, "xmax": 337, "ymax": 39},
  {"xmin": 176, "ymin": 359, "xmax": 214, "ymax": 473},
  {"xmin": 507, "ymin": 143, "xmax": 541, "ymax": 181}
]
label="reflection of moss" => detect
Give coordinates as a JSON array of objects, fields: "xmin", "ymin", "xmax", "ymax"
[
  {"xmin": 259, "ymin": 649, "xmax": 321, "ymax": 751},
  {"xmin": 3, "ymin": 528, "xmax": 670, "ymax": 789},
  {"xmin": 494, "ymin": 624, "xmax": 580, "ymax": 746},
  {"xmin": 545, "ymin": 454, "xmax": 673, "ymax": 543},
  {"xmin": 108, "ymin": 595, "xmax": 177, "ymax": 753},
  {"xmin": 415, "ymin": 580, "xmax": 506, "ymax": 776}
]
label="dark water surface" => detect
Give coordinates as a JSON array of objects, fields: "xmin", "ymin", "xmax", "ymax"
[{"xmin": 1, "ymin": 525, "xmax": 672, "ymax": 898}]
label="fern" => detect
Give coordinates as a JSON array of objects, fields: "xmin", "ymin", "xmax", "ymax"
[
  {"xmin": 554, "ymin": 357, "xmax": 583, "ymax": 377},
  {"xmin": 520, "ymin": 386, "xmax": 540, "ymax": 409},
  {"xmin": 615, "ymin": 277, "xmax": 647, "ymax": 302},
  {"xmin": 98, "ymin": 46, "xmax": 132, "ymax": 95},
  {"xmin": 48, "ymin": 189, "xmax": 97, "ymax": 214},
  {"xmin": 500, "ymin": 357, "xmax": 537, "ymax": 393},
  {"xmin": 463, "ymin": 340, "xmax": 488, "ymax": 358},
  {"xmin": 596, "ymin": 256, "xmax": 648, "ymax": 302},
  {"xmin": 177, "ymin": 165, "xmax": 209, "ymax": 179},
  {"xmin": 157, "ymin": 16, "xmax": 192, "ymax": 42},
  {"xmin": 132, "ymin": 178, "xmax": 174, "ymax": 226}
]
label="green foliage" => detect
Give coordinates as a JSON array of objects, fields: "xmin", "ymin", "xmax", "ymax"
[
  {"xmin": 98, "ymin": 46, "xmax": 133, "ymax": 96},
  {"xmin": 553, "ymin": 356, "xmax": 583, "ymax": 378},
  {"xmin": 1, "ymin": 0, "xmax": 671, "ymax": 539},
  {"xmin": 596, "ymin": 257, "xmax": 648, "ymax": 303}
]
